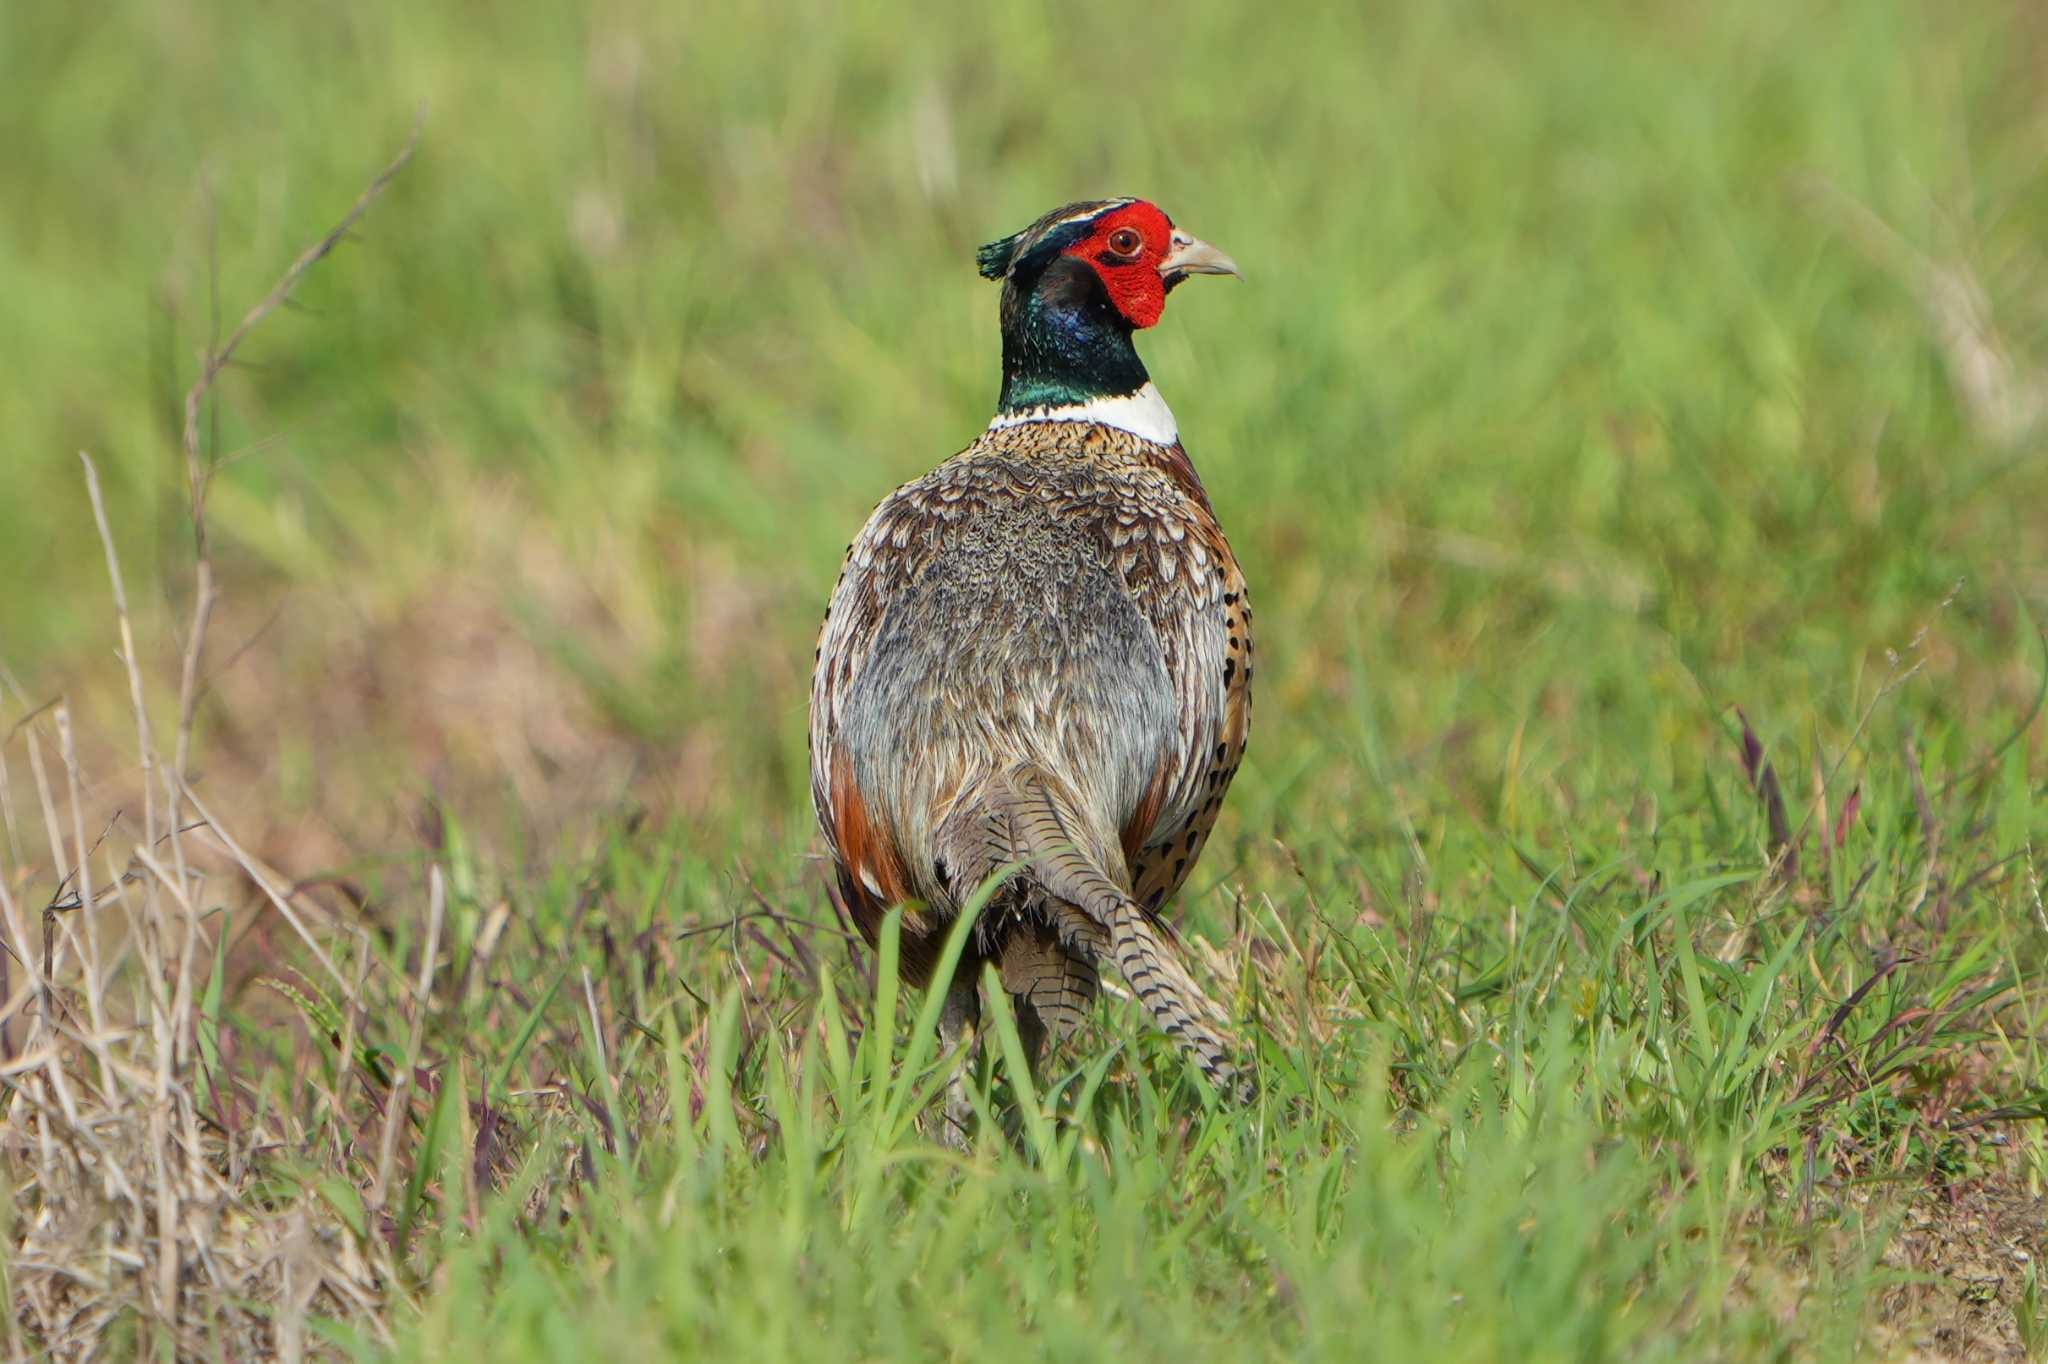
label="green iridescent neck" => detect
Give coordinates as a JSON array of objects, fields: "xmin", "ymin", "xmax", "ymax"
[{"xmin": 996, "ymin": 255, "xmax": 1149, "ymax": 414}]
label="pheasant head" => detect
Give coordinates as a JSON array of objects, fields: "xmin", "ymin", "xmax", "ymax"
[{"xmin": 976, "ymin": 198, "xmax": 1239, "ymax": 416}]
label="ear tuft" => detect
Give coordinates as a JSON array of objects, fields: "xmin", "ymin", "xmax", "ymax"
[{"xmin": 976, "ymin": 231, "xmax": 1025, "ymax": 281}]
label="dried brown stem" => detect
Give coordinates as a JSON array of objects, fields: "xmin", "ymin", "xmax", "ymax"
[
  {"xmin": 373, "ymin": 865, "xmax": 444, "ymax": 1214},
  {"xmin": 169, "ymin": 120, "xmax": 421, "ymax": 864},
  {"xmin": 176, "ymin": 121, "xmax": 421, "ymax": 555},
  {"xmin": 79, "ymin": 454, "xmax": 158, "ymax": 857}
]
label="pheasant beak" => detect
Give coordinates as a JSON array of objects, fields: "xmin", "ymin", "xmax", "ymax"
[{"xmin": 1158, "ymin": 229, "xmax": 1241, "ymax": 283}]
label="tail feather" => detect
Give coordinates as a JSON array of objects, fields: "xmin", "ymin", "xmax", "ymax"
[
  {"xmin": 998, "ymin": 922, "xmax": 1099, "ymax": 1042},
  {"xmin": 989, "ymin": 766, "xmax": 1255, "ymax": 1103}
]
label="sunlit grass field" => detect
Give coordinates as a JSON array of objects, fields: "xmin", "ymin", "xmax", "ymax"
[{"xmin": 4, "ymin": 0, "xmax": 2047, "ymax": 1358}]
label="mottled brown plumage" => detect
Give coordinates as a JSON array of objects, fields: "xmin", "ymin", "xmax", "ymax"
[{"xmin": 808, "ymin": 198, "xmax": 1254, "ymax": 1113}]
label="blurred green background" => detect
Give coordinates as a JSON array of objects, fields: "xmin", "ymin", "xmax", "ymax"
[{"xmin": 3, "ymin": 0, "xmax": 2044, "ymax": 876}]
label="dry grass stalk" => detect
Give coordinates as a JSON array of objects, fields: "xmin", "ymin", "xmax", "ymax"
[
  {"xmin": 372, "ymin": 868, "xmax": 443, "ymax": 1213},
  {"xmin": 1, "ymin": 131, "xmax": 417, "ymax": 1360}
]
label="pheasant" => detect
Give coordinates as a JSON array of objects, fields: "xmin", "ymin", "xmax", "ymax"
[{"xmin": 808, "ymin": 198, "xmax": 1255, "ymax": 1122}]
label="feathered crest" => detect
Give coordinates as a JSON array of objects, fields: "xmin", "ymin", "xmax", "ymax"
[
  {"xmin": 975, "ymin": 197, "xmax": 1136, "ymax": 281},
  {"xmin": 976, "ymin": 230, "xmax": 1028, "ymax": 280}
]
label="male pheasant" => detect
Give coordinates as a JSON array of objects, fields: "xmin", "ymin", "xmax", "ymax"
[{"xmin": 809, "ymin": 198, "xmax": 1255, "ymax": 1117}]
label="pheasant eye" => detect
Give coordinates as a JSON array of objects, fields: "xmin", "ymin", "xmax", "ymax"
[{"xmin": 1105, "ymin": 226, "xmax": 1144, "ymax": 259}]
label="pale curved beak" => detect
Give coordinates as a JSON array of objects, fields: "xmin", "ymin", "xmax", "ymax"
[{"xmin": 1159, "ymin": 229, "xmax": 1241, "ymax": 282}]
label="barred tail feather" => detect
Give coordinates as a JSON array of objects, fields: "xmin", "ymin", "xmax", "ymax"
[
  {"xmin": 1106, "ymin": 908, "xmax": 1253, "ymax": 1102},
  {"xmin": 991, "ymin": 765, "xmax": 1255, "ymax": 1102},
  {"xmin": 998, "ymin": 923, "xmax": 1099, "ymax": 1042}
]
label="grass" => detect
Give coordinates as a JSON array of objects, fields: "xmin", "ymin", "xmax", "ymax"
[{"xmin": 4, "ymin": 0, "xmax": 2048, "ymax": 1357}]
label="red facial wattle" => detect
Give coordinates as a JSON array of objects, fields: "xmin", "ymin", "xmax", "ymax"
[{"xmin": 1062, "ymin": 201, "xmax": 1177, "ymax": 329}]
